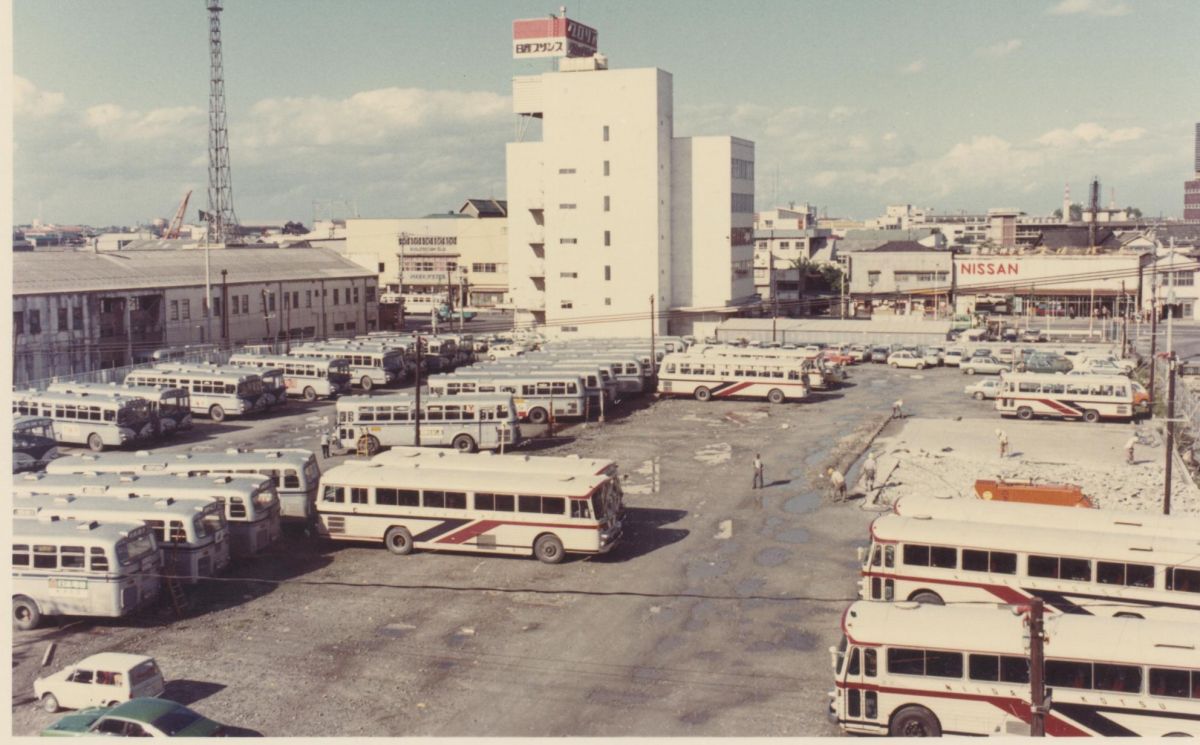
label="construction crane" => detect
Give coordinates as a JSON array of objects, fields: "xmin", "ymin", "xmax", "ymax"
[{"xmin": 165, "ymin": 190, "xmax": 192, "ymax": 239}]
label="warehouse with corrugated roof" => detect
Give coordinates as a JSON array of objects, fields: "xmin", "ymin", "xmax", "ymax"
[{"xmin": 12, "ymin": 247, "xmax": 379, "ymax": 386}]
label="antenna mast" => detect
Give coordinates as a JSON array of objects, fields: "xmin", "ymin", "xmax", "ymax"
[{"xmin": 207, "ymin": 1, "xmax": 239, "ymax": 244}]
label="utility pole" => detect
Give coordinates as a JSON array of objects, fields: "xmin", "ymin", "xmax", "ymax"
[
  {"xmin": 649, "ymin": 294, "xmax": 656, "ymax": 386},
  {"xmin": 1120, "ymin": 281, "xmax": 1127, "ymax": 357},
  {"xmin": 1149, "ymin": 266, "xmax": 1158, "ymax": 409},
  {"xmin": 413, "ymin": 335, "xmax": 423, "ymax": 447},
  {"xmin": 770, "ymin": 249, "xmax": 778, "ymax": 342},
  {"xmin": 1165, "ymin": 351, "xmax": 1176, "ymax": 515},
  {"xmin": 260, "ymin": 288, "xmax": 272, "ymax": 341},
  {"xmin": 1028, "ymin": 599, "xmax": 1047, "ymax": 737},
  {"xmin": 206, "ymin": 1, "xmax": 239, "ymax": 245},
  {"xmin": 219, "ymin": 270, "xmax": 229, "ymax": 348},
  {"xmin": 395, "ymin": 251, "xmax": 405, "ymax": 331}
]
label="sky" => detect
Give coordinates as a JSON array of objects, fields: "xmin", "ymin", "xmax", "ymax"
[{"xmin": 11, "ymin": 0, "xmax": 1200, "ymax": 226}]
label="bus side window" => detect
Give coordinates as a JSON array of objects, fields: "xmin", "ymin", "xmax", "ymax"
[
  {"xmin": 60, "ymin": 545, "xmax": 86, "ymax": 570},
  {"xmin": 570, "ymin": 500, "xmax": 591, "ymax": 519},
  {"xmin": 847, "ymin": 647, "xmax": 860, "ymax": 675},
  {"xmin": 90, "ymin": 547, "xmax": 109, "ymax": 571},
  {"xmin": 229, "ymin": 498, "xmax": 247, "ymax": 518},
  {"xmin": 283, "ymin": 470, "xmax": 301, "ymax": 489},
  {"xmin": 33, "ymin": 544, "xmax": 57, "ymax": 569},
  {"xmin": 863, "ymin": 648, "xmax": 877, "ymax": 677},
  {"xmin": 12, "ymin": 544, "xmax": 30, "ymax": 566},
  {"xmin": 884, "ymin": 545, "xmax": 894, "ymax": 568}
]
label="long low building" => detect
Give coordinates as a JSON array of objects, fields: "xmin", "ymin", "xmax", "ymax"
[
  {"xmin": 712, "ymin": 318, "xmax": 954, "ymax": 347},
  {"xmin": 13, "ymin": 247, "xmax": 380, "ymax": 386}
]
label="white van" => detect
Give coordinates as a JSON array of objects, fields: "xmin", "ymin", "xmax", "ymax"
[
  {"xmin": 943, "ymin": 347, "xmax": 965, "ymax": 367},
  {"xmin": 35, "ymin": 653, "xmax": 166, "ymax": 712}
]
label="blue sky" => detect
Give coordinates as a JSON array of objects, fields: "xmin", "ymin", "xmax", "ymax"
[{"xmin": 12, "ymin": 0, "xmax": 1200, "ymax": 225}]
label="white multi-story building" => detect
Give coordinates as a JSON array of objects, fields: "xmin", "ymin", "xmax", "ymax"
[{"xmin": 506, "ymin": 55, "xmax": 756, "ymax": 337}]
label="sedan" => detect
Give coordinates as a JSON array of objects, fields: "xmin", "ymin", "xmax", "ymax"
[
  {"xmin": 870, "ymin": 347, "xmax": 890, "ymax": 363},
  {"xmin": 960, "ymin": 356, "xmax": 1008, "ymax": 375},
  {"xmin": 964, "ymin": 378, "xmax": 1002, "ymax": 400},
  {"xmin": 821, "ymin": 348, "xmax": 856, "ymax": 365},
  {"xmin": 887, "ymin": 350, "xmax": 927, "ymax": 369},
  {"xmin": 921, "ymin": 347, "xmax": 944, "ymax": 367},
  {"xmin": 41, "ymin": 698, "xmax": 229, "ymax": 737},
  {"xmin": 1021, "ymin": 329, "xmax": 1047, "ymax": 343}
]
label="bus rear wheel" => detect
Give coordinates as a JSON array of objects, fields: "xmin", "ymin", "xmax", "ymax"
[
  {"xmin": 87, "ymin": 433, "xmax": 105, "ymax": 452},
  {"xmin": 534, "ymin": 534, "xmax": 565, "ymax": 564},
  {"xmin": 694, "ymin": 386, "xmax": 712, "ymax": 402},
  {"xmin": 452, "ymin": 434, "xmax": 477, "ymax": 453},
  {"xmin": 910, "ymin": 591, "xmax": 944, "ymax": 605},
  {"xmin": 208, "ymin": 404, "xmax": 226, "ymax": 423},
  {"xmin": 889, "ymin": 706, "xmax": 942, "ymax": 737},
  {"xmin": 527, "ymin": 407, "xmax": 549, "ymax": 425},
  {"xmin": 303, "ymin": 386, "xmax": 317, "ymax": 402},
  {"xmin": 1016, "ymin": 406, "xmax": 1033, "ymax": 420},
  {"xmin": 363, "ymin": 436, "xmax": 381, "ymax": 456},
  {"xmin": 13, "ymin": 595, "xmax": 41, "ymax": 631},
  {"xmin": 767, "ymin": 388, "xmax": 785, "ymax": 404},
  {"xmin": 1083, "ymin": 409, "xmax": 1100, "ymax": 423},
  {"xmin": 360, "ymin": 376, "xmax": 374, "ymax": 391},
  {"xmin": 384, "ymin": 526, "xmax": 414, "ymax": 555}
]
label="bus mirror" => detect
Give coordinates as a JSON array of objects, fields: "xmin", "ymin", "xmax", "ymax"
[{"xmin": 855, "ymin": 547, "xmax": 865, "ymax": 563}]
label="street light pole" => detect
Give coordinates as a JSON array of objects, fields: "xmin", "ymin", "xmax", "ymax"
[{"xmin": 1165, "ymin": 351, "xmax": 1176, "ymax": 515}]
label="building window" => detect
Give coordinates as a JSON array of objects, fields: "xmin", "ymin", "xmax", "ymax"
[
  {"xmin": 353, "ymin": 286, "xmax": 360, "ymax": 304},
  {"xmin": 558, "ymin": 168, "xmax": 576, "ymax": 174},
  {"xmin": 560, "ymin": 272, "xmax": 578, "ymax": 279},
  {"xmin": 28, "ymin": 309, "xmax": 41, "ymax": 335},
  {"xmin": 73, "ymin": 307, "xmax": 83, "ymax": 330},
  {"xmin": 605, "ymin": 297, "xmax": 611, "ymax": 306},
  {"xmin": 13, "ymin": 311, "xmax": 24, "ymax": 335},
  {"xmin": 602, "ymin": 125, "xmax": 609, "ymax": 142},
  {"xmin": 213, "ymin": 297, "xmax": 222, "ymax": 317},
  {"xmin": 230, "ymin": 297, "xmax": 238, "ymax": 316},
  {"xmin": 561, "ymin": 325, "xmax": 578, "ymax": 332},
  {"xmin": 333, "ymin": 289, "xmax": 340, "ymax": 305},
  {"xmin": 559, "ymin": 203, "xmax": 576, "ymax": 210},
  {"xmin": 366, "ymin": 286, "xmax": 376, "ymax": 302},
  {"xmin": 377, "ymin": 262, "xmax": 385, "ymax": 273},
  {"xmin": 780, "ymin": 241, "xmax": 790, "ymax": 249},
  {"xmin": 170, "ymin": 300, "xmax": 179, "ymax": 321},
  {"xmin": 560, "ymin": 238, "xmax": 577, "ymax": 245},
  {"xmin": 604, "ymin": 230, "xmax": 611, "ymax": 247},
  {"xmin": 560, "ymin": 300, "xmax": 573, "ymax": 309},
  {"xmin": 306, "ymin": 290, "xmax": 312, "ymax": 308},
  {"xmin": 732, "ymin": 193, "xmax": 755, "ymax": 214},
  {"xmin": 242, "ymin": 295, "xmax": 249, "ymax": 314},
  {"xmin": 867, "ymin": 271, "xmax": 881, "ymax": 286},
  {"xmin": 472, "ymin": 263, "xmax": 497, "ymax": 273},
  {"xmin": 267, "ymin": 293, "xmax": 275, "ymax": 312},
  {"xmin": 333, "ymin": 322, "xmax": 344, "ymax": 332},
  {"xmin": 732, "ymin": 158, "xmax": 754, "ymax": 180},
  {"xmin": 603, "ymin": 160, "xmax": 610, "ymax": 176},
  {"xmin": 605, "ymin": 265, "xmax": 612, "ymax": 281},
  {"xmin": 181, "ymin": 300, "xmax": 190, "ymax": 320},
  {"xmin": 603, "ymin": 195, "xmax": 610, "ymax": 212},
  {"xmin": 58, "ymin": 307, "xmax": 68, "ymax": 331},
  {"xmin": 283, "ymin": 293, "xmax": 290, "ymax": 309}
]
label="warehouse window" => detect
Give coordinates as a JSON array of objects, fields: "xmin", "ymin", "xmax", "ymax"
[
  {"xmin": 602, "ymin": 125, "xmax": 609, "ymax": 142},
  {"xmin": 605, "ymin": 266, "xmax": 611, "ymax": 281},
  {"xmin": 58, "ymin": 307, "xmax": 68, "ymax": 331},
  {"xmin": 603, "ymin": 160, "xmax": 610, "ymax": 176},
  {"xmin": 73, "ymin": 307, "xmax": 83, "ymax": 329},
  {"xmin": 604, "ymin": 231, "xmax": 611, "ymax": 247},
  {"xmin": 170, "ymin": 301, "xmax": 179, "ymax": 321},
  {"xmin": 181, "ymin": 300, "xmax": 190, "ymax": 320},
  {"xmin": 603, "ymin": 195, "xmax": 610, "ymax": 212}
]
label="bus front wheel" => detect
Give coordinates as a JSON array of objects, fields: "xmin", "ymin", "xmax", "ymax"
[
  {"xmin": 534, "ymin": 534, "xmax": 565, "ymax": 564},
  {"xmin": 209, "ymin": 404, "xmax": 226, "ymax": 423},
  {"xmin": 303, "ymin": 386, "xmax": 317, "ymax": 402},
  {"xmin": 767, "ymin": 388, "xmax": 785, "ymax": 404},
  {"xmin": 889, "ymin": 706, "xmax": 942, "ymax": 737},
  {"xmin": 360, "ymin": 376, "xmax": 374, "ymax": 391},
  {"xmin": 363, "ymin": 436, "xmax": 381, "ymax": 456},
  {"xmin": 13, "ymin": 596, "xmax": 41, "ymax": 631},
  {"xmin": 694, "ymin": 386, "xmax": 712, "ymax": 402},
  {"xmin": 910, "ymin": 591, "xmax": 944, "ymax": 605},
  {"xmin": 1083, "ymin": 409, "xmax": 1100, "ymax": 423},
  {"xmin": 1016, "ymin": 406, "xmax": 1033, "ymax": 420},
  {"xmin": 384, "ymin": 526, "xmax": 414, "ymax": 556},
  {"xmin": 87, "ymin": 433, "xmax": 105, "ymax": 452},
  {"xmin": 527, "ymin": 407, "xmax": 549, "ymax": 425},
  {"xmin": 452, "ymin": 434, "xmax": 477, "ymax": 453}
]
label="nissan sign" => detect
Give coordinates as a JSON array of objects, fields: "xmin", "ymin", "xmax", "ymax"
[{"xmin": 513, "ymin": 17, "xmax": 598, "ymax": 59}]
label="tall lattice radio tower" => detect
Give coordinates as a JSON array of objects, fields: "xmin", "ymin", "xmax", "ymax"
[{"xmin": 206, "ymin": 1, "xmax": 239, "ymax": 244}]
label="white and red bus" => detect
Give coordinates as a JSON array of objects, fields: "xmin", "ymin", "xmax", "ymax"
[
  {"xmin": 831, "ymin": 600, "xmax": 1200, "ymax": 736},
  {"xmin": 656, "ymin": 353, "xmax": 808, "ymax": 403},
  {"xmin": 996, "ymin": 372, "xmax": 1135, "ymax": 423}
]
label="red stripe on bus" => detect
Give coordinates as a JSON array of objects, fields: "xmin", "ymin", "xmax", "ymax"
[
  {"xmin": 1037, "ymin": 398, "xmax": 1079, "ymax": 416},
  {"xmin": 434, "ymin": 519, "xmax": 600, "ymax": 544},
  {"xmin": 862, "ymin": 572, "xmax": 1031, "ymax": 605},
  {"xmin": 714, "ymin": 382, "xmax": 753, "ymax": 397}
]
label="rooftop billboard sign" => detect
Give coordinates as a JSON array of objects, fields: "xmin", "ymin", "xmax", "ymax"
[{"xmin": 512, "ymin": 17, "xmax": 598, "ymax": 59}]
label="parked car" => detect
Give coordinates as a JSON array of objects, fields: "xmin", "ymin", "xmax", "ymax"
[
  {"xmin": 40, "ymin": 698, "xmax": 229, "ymax": 737},
  {"xmin": 1071, "ymin": 359, "xmax": 1126, "ymax": 376},
  {"xmin": 969, "ymin": 348, "xmax": 993, "ymax": 359},
  {"xmin": 1001, "ymin": 327, "xmax": 1019, "ymax": 342},
  {"xmin": 821, "ymin": 348, "xmax": 856, "ymax": 365},
  {"xmin": 1132, "ymin": 380, "xmax": 1150, "ymax": 414},
  {"xmin": 943, "ymin": 347, "xmax": 965, "ymax": 367},
  {"xmin": 964, "ymin": 378, "xmax": 1002, "ymax": 400},
  {"xmin": 1075, "ymin": 354, "xmax": 1135, "ymax": 374},
  {"xmin": 887, "ymin": 350, "xmax": 927, "ymax": 370},
  {"xmin": 848, "ymin": 344, "xmax": 871, "ymax": 362},
  {"xmin": 960, "ymin": 356, "xmax": 1008, "ymax": 375},
  {"xmin": 1021, "ymin": 354, "xmax": 1073, "ymax": 374},
  {"xmin": 1021, "ymin": 329, "xmax": 1047, "ymax": 343},
  {"xmin": 921, "ymin": 347, "xmax": 944, "ymax": 367},
  {"xmin": 870, "ymin": 347, "xmax": 890, "ymax": 363},
  {"xmin": 35, "ymin": 654, "xmax": 165, "ymax": 713},
  {"xmin": 995, "ymin": 347, "xmax": 1016, "ymax": 364}
]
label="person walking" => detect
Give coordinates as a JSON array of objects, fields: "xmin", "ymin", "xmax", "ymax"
[
  {"xmin": 862, "ymin": 452, "xmax": 878, "ymax": 492},
  {"xmin": 752, "ymin": 454, "xmax": 765, "ymax": 490},
  {"xmin": 829, "ymin": 467, "xmax": 846, "ymax": 500},
  {"xmin": 319, "ymin": 429, "xmax": 331, "ymax": 459},
  {"xmin": 892, "ymin": 399, "xmax": 904, "ymax": 419},
  {"xmin": 1125, "ymin": 434, "xmax": 1138, "ymax": 465},
  {"xmin": 996, "ymin": 429, "xmax": 1008, "ymax": 459}
]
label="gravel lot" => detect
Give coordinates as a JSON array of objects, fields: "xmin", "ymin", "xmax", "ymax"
[{"xmin": 12, "ymin": 362, "xmax": 999, "ymax": 736}]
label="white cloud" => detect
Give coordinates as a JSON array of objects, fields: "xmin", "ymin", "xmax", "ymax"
[
  {"xmin": 1036, "ymin": 122, "xmax": 1146, "ymax": 148},
  {"xmin": 882, "ymin": 132, "xmax": 898, "ymax": 142},
  {"xmin": 1047, "ymin": 0, "xmax": 1131, "ymax": 17},
  {"xmin": 899, "ymin": 60, "xmax": 926, "ymax": 75},
  {"xmin": 976, "ymin": 39, "xmax": 1023, "ymax": 58},
  {"xmin": 828, "ymin": 105, "xmax": 858, "ymax": 121},
  {"xmin": 13, "ymin": 76, "xmax": 65, "ymax": 118}
]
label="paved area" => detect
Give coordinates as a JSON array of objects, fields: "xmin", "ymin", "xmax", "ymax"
[{"xmin": 8, "ymin": 363, "xmax": 1066, "ymax": 736}]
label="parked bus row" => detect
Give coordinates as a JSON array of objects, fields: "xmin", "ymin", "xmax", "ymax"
[
  {"xmin": 334, "ymin": 393, "xmax": 519, "ymax": 454},
  {"xmin": 316, "ymin": 448, "xmax": 624, "ymax": 563}
]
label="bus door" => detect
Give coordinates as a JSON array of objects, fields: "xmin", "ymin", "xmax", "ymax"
[
  {"xmin": 866, "ymin": 543, "xmax": 895, "ymax": 601},
  {"xmin": 838, "ymin": 643, "xmax": 880, "ymax": 729}
]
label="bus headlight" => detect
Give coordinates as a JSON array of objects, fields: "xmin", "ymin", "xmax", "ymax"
[{"xmin": 855, "ymin": 546, "xmax": 865, "ymax": 563}]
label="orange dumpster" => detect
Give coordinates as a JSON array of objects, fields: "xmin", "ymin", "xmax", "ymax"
[{"xmin": 974, "ymin": 479, "xmax": 1095, "ymax": 508}]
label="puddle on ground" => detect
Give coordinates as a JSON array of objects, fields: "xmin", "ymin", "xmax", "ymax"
[
  {"xmin": 754, "ymin": 546, "xmax": 792, "ymax": 567},
  {"xmin": 783, "ymin": 492, "xmax": 821, "ymax": 514},
  {"xmin": 774, "ymin": 528, "xmax": 810, "ymax": 544}
]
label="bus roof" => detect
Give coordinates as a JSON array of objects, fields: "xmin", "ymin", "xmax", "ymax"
[
  {"xmin": 870, "ymin": 513, "xmax": 1200, "ymax": 564},
  {"xmin": 15, "ymin": 472, "xmax": 272, "ymax": 497},
  {"xmin": 336, "ymin": 392, "xmax": 514, "ymax": 406},
  {"xmin": 47, "ymin": 382, "xmax": 187, "ymax": 399},
  {"xmin": 140, "ymin": 367, "xmax": 260, "ymax": 382},
  {"xmin": 841, "ymin": 600, "xmax": 1200, "ymax": 668},
  {"xmin": 13, "ymin": 515, "xmax": 150, "ymax": 543},
  {"xmin": 322, "ymin": 461, "xmax": 608, "ymax": 498},
  {"xmin": 15, "ymin": 493, "xmax": 217, "ymax": 518},
  {"xmin": 14, "ymin": 390, "xmax": 145, "ymax": 406},
  {"xmin": 230, "ymin": 354, "xmax": 346, "ymax": 365},
  {"xmin": 366, "ymin": 447, "xmax": 616, "ymax": 476},
  {"xmin": 45, "ymin": 449, "xmax": 315, "ymax": 474},
  {"xmin": 892, "ymin": 495, "xmax": 1200, "ymax": 540}
]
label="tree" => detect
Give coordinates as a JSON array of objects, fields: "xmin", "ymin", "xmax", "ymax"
[
  {"xmin": 1125, "ymin": 206, "xmax": 1143, "ymax": 219},
  {"xmin": 281, "ymin": 221, "xmax": 309, "ymax": 235},
  {"xmin": 1052, "ymin": 203, "xmax": 1084, "ymax": 221}
]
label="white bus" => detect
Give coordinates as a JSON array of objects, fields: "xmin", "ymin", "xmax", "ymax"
[
  {"xmin": 334, "ymin": 393, "xmax": 519, "ymax": 454},
  {"xmin": 293, "ymin": 342, "xmax": 406, "ymax": 390},
  {"xmin": 996, "ymin": 372, "xmax": 1135, "ymax": 423},
  {"xmin": 15, "ymin": 472, "xmax": 282, "ymax": 559},
  {"xmin": 13, "ymin": 415, "xmax": 61, "ymax": 473},
  {"xmin": 12, "ymin": 390, "xmax": 151, "ymax": 451},
  {"xmin": 525, "ymin": 352, "xmax": 647, "ymax": 395},
  {"xmin": 13, "ymin": 516, "xmax": 161, "ymax": 631},
  {"xmin": 48, "ymin": 449, "xmax": 321, "ymax": 526},
  {"xmin": 475, "ymin": 360, "xmax": 618, "ymax": 407},
  {"xmin": 154, "ymin": 361, "xmax": 288, "ymax": 412},
  {"xmin": 427, "ymin": 372, "xmax": 586, "ymax": 424},
  {"xmin": 858, "ymin": 513, "xmax": 1200, "ymax": 621},
  {"xmin": 892, "ymin": 494, "xmax": 1200, "ymax": 542},
  {"xmin": 13, "ymin": 493, "xmax": 230, "ymax": 584},
  {"xmin": 315, "ymin": 458, "xmax": 623, "ymax": 563},
  {"xmin": 47, "ymin": 382, "xmax": 192, "ymax": 438},
  {"xmin": 831, "ymin": 600, "xmax": 1200, "ymax": 737},
  {"xmin": 690, "ymin": 344, "xmax": 840, "ymax": 389},
  {"xmin": 227, "ymin": 353, "xmax": 350, "ymax": 401},
  {"xmin": 657, "ymin": 353, "xmax": 809, "ymax": 403},
  {"xmin": 125, "ymin": 367, "xmax": 261, "ymax": 422}
]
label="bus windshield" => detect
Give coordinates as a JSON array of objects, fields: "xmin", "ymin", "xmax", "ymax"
[
  {"xmin": 253, "ymin": 486, "xmax": 279, "ymax": 510},
  {"xmin": 303, "ymin": 458, "xmax": 320, "ymax": 488},
  {"xmin": 193, "ymin": 507, "xmax": 224, "ymax": 539},
  {"xmin": 116, "ymin": 531, "xmax": 157, "ymax": 565}
]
